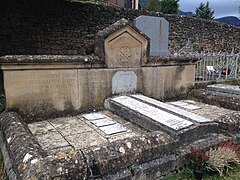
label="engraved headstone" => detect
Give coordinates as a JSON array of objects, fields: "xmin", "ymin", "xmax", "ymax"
[
  {"xmin": 112, "ymin": 71, "xmax": 137, "ymax": 94},
  {"xmin": 133, "ymin": 15, "xmax": 170, "ymax": 57}
]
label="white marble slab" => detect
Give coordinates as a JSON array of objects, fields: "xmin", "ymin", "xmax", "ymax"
[
  {"xmin": 170, "ymin": 101, "xmax": 201, "ymax": 110},
  {"xmin": 82, "ymin": 113, "xmax": 106, "ymax": 121},
  {"xmin": 112, "ymin": 96, "xmax": 193, "ymax": 131},
  {"xmin": 99, "ymin": 124, "xmax": 126, "ymax": 135},
  {"xmin": 131, "ymin": 95, "xmax": 210, "ymax": 123},
  {"xmin": 91, "ymin": 117, "xmax": 116, "ymax": 127}
]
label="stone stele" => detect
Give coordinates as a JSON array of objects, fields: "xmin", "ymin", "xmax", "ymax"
[
  {"xmin": 105, "ymin": 26, "xmax": 148, "ymax": 68},
  {"xmin": 133, "ymin": 15, "xmax": 170, "ymax": 57}
]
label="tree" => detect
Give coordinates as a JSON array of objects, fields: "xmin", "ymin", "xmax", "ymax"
[
  {"xmin": 145, "ymin": 0, "xmax": 161, "ymax": 12},
  {"xmin": 194, "ymin": 2, "xmax": 214, "ymax": 20},
  {"xmin": 160, "ymin": 0, "xmax": 179, "ymax": 14}
]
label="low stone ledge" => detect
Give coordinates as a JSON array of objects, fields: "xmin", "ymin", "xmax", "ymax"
[
  {"xmin": 0, "ymin": 112, "xmax": 88, "ymax": 179},
  {"xmin": 189, "ymin": 89, "xmax": 240, "ymax": 111},
  {"xmin": 0, "ymin": 111, "xmax": 46, "ymax": 179},
  {"xmin": 215, "ymin": 112, "xmax": 240, "ymax": 134},
  {"xmin": 144, "ymin": 55, "xmax": 199, "ymax": 66},
  {"xmin": 82, "ymin": 132, "xmax": 176, "ymax": 177},
  {"xmin": 0, "ymin": 55, "xmax": 102, "ymax": 64}
]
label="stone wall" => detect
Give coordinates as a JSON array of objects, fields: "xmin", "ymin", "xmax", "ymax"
[{"xmin": 0, "ymin": 0, "xmax": 240, "ymax": 56}]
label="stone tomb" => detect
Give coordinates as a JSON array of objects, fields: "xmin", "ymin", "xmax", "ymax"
[
  {"xmin": 0, "ymin": 19, "xmax": 196, "ymax": 120},
  {"xmin": 105, "ymin": 94, "xmax": 217, "ymax": 142},
  {"xmin": 133, "ymin": 15, "xmax": 170, "ymax": 57}
]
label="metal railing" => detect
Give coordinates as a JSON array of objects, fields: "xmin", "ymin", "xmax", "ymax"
[{"xmin": 195, "ymin": 50, "xmax": 240, "ymax": 82}]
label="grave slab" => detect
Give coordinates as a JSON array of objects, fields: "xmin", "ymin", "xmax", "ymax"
[
  {"xmin": 107, "ymin": 96, "xmax": 193, "ymax": 131},
  {"xmin": 207, "ymin": 84, "xmax": 240, "ymax": 95},
  {"xmin": 133, "ymin": 15, "xmax": 170, "ymax": 57},
  {"xmin": 65, "ymin": 131, "xmax": 108, "ymax": 150},
  {"xmin": 131, "ymin": 94, "xmax": 210, "ymax": 123}
]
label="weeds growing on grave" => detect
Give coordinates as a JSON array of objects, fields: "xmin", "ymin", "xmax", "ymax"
[{"xmin": 206, "ymin": 140, "xmax": 240, "ymax": 176}]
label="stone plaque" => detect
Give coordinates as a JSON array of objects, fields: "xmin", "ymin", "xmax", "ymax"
[
  {"xmin": 112, "ymin": 71, "xmax": 137, "ymax": 94},
  {"xmin": 91, "ymin": 118, "xmax": 116, "ymax": 127},
  {"xmin": 112, "ymin": 96, "xmax": 193, "ymax": 131},
  {"xmin": 104, "ymin": 25, "xmax": 148, "ymax": 68},
  {"xmin": 5, "ymin": 70, "xmax": 78, "ymax": 111},
  {"xmin": 99, "ymin": 124, "xmax": 126, "ymax": 135},
  {"xmin": 133, "ymin": 15, "xmax": 170, "ymax": 57},
  {"xmin": 83, "ymin": 113, "xmax": 106, "ymax": 121}
]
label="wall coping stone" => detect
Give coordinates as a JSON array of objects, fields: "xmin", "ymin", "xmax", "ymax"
[{"xmin": 0, "ymin": 55, "xmax": 198, "ymax": 67}]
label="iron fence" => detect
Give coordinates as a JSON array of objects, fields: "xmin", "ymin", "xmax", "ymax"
[{"xmin": 195, "ymin": 51, "xmax": 240, "ymax": 82}]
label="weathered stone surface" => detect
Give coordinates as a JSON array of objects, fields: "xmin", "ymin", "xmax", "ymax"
[
  {"xmin": 0, "ymin": 55, "xmax": 101, "ymax": 63},
  {"xmin": 0, "ymin": 111, "xmax": 234, "ymax": 180},
  {"xmin": 95, "ymin": 18, "xmax": 149, "ymax": 67},
  {"xmin": 1, "ymin": 56, "xmax": 195, "ymax": 121},
  {"xmin": 207, "ymin": 84, "xmax": 240, "ymax": 95},
  {"xmin": 133, "ymin": 15, "xmax": 170, "ymax": 57},
  {"xmin": 189, "ymin": 88, "xmax": 240, "ymax": 111},
  {"xmin": 131, "ymin": 94, "xmax": 210, "ymax": 123},
  {"xmin": 170, "ymin": 101, "xmax": 201, "ymax": 110},
  {"xmin": 107, "ymin": 95, "xmax": 194, "ymax": 131},
  {"xmin": 105, "ymin": 95, "xmax": 218, "ymax": 143},
  {"xmin": 4, "ymin": 69, "xmax": 79, "ymax": 119},
  {"xmin": 112, "ymin": 71, "xmax": 137, "ymax": 94},
  {"xmin": 142, "ymin": 65, "xmax": 195, "ymax": 100}
]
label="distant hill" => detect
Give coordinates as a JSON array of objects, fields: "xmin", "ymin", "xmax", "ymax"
[
  {"xmin": 178, "ymin": 10, "xmax": 193, "ymax": 17},
  {"xmin": 215, "ymin": 16, "xmax": 240, "ymax": 27}
]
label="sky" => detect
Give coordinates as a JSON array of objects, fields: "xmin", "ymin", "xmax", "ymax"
[{"xmin": 179, "ymin": 0, "xmax": 239, "ymax": 19}]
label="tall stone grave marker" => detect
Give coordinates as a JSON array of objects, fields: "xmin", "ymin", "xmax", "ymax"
[{"xmin": 133, "ymin": 15, "xmax": 170, "ymax": 57}]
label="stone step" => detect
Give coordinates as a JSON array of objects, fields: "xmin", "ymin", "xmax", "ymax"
[{"xmin": 105, "ymin": 95, "xmax": 218, "ymax": 142}]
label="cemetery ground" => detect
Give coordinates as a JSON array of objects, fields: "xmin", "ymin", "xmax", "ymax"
[{"xmin": 0, "ymin": 81, "xmax": 240, "ymax": 179}]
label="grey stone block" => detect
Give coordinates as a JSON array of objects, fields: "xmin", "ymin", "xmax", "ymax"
[{"xmin": 133, "ymin": 15, "xmax": 170, "ymax": 57}]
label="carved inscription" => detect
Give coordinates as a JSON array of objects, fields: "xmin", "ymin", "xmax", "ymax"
[
  {"xmin": 118, "ymin": 46, "xmax": 132, "ymax": 65},
  {"xmin": 112, "ymin": 71, "xmax": 137, "ymax": 94},
  {"xmin": 5, "ymin": 70, "xmax": 78, "ymax": 109}
]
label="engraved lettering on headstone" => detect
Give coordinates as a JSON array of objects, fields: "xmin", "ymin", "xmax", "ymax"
[{"xmin": 112, "ymin": 71, "xmax": 137, "ymax": 94}]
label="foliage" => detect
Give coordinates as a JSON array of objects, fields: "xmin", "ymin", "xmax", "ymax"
[
  {"xmin": 144, "ymin": 0, "xmax": 161, "ymax": 12},
  {"xmin": 128, "ymin": 164, "xmax": 136, "ymax": 177},
  {"xmin": 206, "ymin": 141, "xmax": 240, "ymax": 176},
  {"xmin": 194, "ymin": 2, "xmax": 214, "ymax": 20},
  {"xmin": 163, "ymin": 168, "xmax": 195, "ymax": 180},
  {"xmin": 190, "ymin": 147, "xmax": 209, "ymax": 172},
  {"xmin": 159, "ymin": 0, "xmax": 179, "ymax": 15}
]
